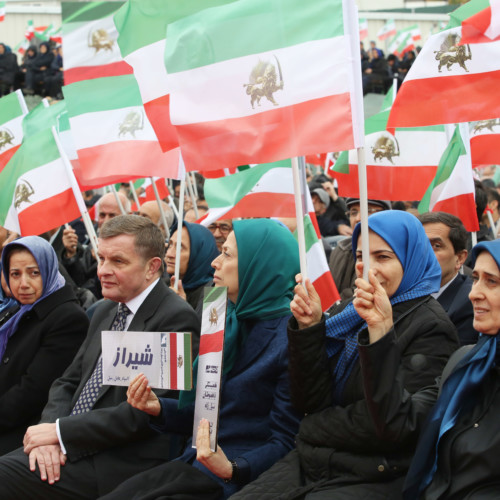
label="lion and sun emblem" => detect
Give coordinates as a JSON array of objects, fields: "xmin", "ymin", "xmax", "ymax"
[
  {"xmin": 434, "ymin": 32, "xmax": 472, "ymax": 73},
  {"xmin": 243, "ymin": 56, "xmax": 284, "ymax": 109}
]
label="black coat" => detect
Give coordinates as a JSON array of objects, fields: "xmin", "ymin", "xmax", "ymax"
[
  {"xmin": 232, "ymin": 296, "xmax": 459, "ymax": 499},
  {"xmin": 0, "ymin": 285, "xmax": 88, "ymax": 454}
]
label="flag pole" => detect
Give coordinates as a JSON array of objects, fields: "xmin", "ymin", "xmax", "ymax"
[
  {"xmin": 190, "ymin": 172, "xmax": 199, "ymax": 198},
  {"xmin": 173, "ymin": 178, "xmax": 186, "ymax": 291},
  {"xmin": 109, "ymin": 184, "xmax": 127, "ymax": 215},
  {"xmin": 357, "ymin": 146, "xmax": 370, "ymax": 281},
  {"xmin": 130, "ymin": 180, "xmax": 141, "ymax": 209},
  {"xmin": 292, "ymin": 157, "xmax": 308, "ymax": 285},
  {"xmin": 486, "ymin": 208, "xmax": 497, "ymax": 238},
  {"xmin": 392, "ymin": 76, "xmax": 398, "ymax": 101},
  {"xmin": 150, "ymin": 177, "xmax": 171, "ymax": 242},
  {"xmin": 185, "ymin": 173, "xmax": 199, "ymax": 219},
  {"xmin": 15, "ymin": 89, "xmax": 29, "ymax": 115},
  {"xmin": 51, "ymin": 127, "xmax": 99, "ymax": 258}
]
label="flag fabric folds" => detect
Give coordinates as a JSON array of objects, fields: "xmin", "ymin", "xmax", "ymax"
[
  {"xmin": 470, "ymin": 118, "xmax": 500, "ymax": 166},
  {"xmin": 63, "ymin": 74, "xmax": 182, "ymax": 188},
  {"xmin": 0, "ymin": 91, "xmax": 26, "ymax": 173},
  {"xmin": 388, "ymin": 25, "xmax": 421, "ymax": 57},
  {"xmin": 377, "ymin": 19, "xmax": 396, "ymax": 41},
  {"xmin": 62, "ymin": 1, "xmax": 132, "ymax": 84},
  {"xmin": 359, "ymin": 18, "xmax": 368, "ymax": 40},
  {"xmin": 388, "ymin": 25, "xmax": 500, "ymax": 128},
  {"xmin": 0, "ymin": 1, "xmax": 6, "ymax": 22},
  {"xmin": 418, "ymin": 125, "xmax": 479, "ymax": 232},
  {"xmin": 164, "ymin": 0, "xmax": 364, "ymax": 171},
  {"xmin": 131, "ymin": 178, "xmax": 170, "ymax": 211},
  {"xmin": 0, "ymin": 128, "xmax": 86, "ymax": 236},
  {"xmin": 456, "ymin": 0, "xmax": 500, "ymax": 44}
]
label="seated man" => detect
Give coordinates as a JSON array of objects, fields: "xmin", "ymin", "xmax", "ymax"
[
  {"xmin": 418, "ymin": 211, "xmax": 477, "ymax": 345},
  {"xmin": 328, "ymin": 197, "xmax": 391, "ymax": 300},
  {"xmin": 0, "ymin": 215, "xmax": 200, "ymax": 499}
]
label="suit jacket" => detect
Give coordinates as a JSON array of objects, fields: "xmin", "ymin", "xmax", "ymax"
[
  {"xmin": 39, "ymin": 279, "xmax": 200, "ymax": 494},
  {"xmin": 0, "ymin": 285, "xmax": 88, "ymax": 453},
  {"xmin": 153, "ymin": 316, "xmax": 302, "ymax": 498},
  {"xmin": 437, "ymin": 273, "xmax": 478, "ymax": 346}
]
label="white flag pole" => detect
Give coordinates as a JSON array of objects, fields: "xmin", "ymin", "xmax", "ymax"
[
  {"xmin": 109, "ymin": 184, "xmax": 127, "ymax": 215},
  {"xmin": 130, "ymin": 180, "xmax": 141, "ymax": 209},
  {"xmin": 357, "ymin": 147, "xmax": 370, "ymax": 281},
  {"xmin": 185, "ymin": 173, "xmax": 199, "ymax": 219},
  {"xmin": 392, "ymin": 76, "xmax": 398, "ymax": 101},
  {"xmin": 15, "ymin": 89, "xmax": 29, "ymax": 115},
  {"xmin": 174, "ymin": 178, "xmax": 186, "ymax": 291},
  {"xmin": 292, "ymin": 157, "xmax": 308, "ymax": 285},
  {"xmin": 190, "ymin": 172, "xmax": 199, "ymax": 198},
  {"xmin": 51, "ymin": 127, "xmax": 99, "ymax": 258},
  {"xmin": 486, "ymin": 209, "xmax": 497, "ymax": 238},
  {"xmin": 150, "ymin": 177, "xmax": 171, "ymax": 242}
]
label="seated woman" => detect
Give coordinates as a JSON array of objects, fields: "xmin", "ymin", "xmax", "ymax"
[
  {"xmin": 356, "ymin": 238, "xmax": 500, "ymax": 499},
  {"xmin": 100, "ymin": 219, "xmax": 302, "ymax": 499},
  {"xmin": 165, "ymin": 221, "xmax": 219, "ymax": 317},
  {"xmin": 233, "ymin": 210, "xmax": 459, "ymax": 499},
  {"xmin": 0, "ymin": 236, "xmax": 88, "ymax": 455}
]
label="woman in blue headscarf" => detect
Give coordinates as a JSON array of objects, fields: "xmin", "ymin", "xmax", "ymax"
[
  {"xmin": 165, "ymin": 221, "xmax": 219, "ymax": 318},
  {"xmin": 100, "ymin": 219, "xmax": 302, "ymax": 500},
  {"xmin": 352, "ymin": 237, "xmax": 500, "ymax": 499},
  {"xmin": 233, "ymin": 210, "xmax": 460, "ymax": 499},
  {"xmin": 0, "ymin": 236, "xmax": 88, "ymax": 455}
]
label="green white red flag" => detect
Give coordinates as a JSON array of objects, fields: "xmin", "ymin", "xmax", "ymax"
[
  {"xmin": 377, "ymin": 19, "xmax": 396, "ymax": 41},
  {"xmin": 62, "ymin": 1, "xmax": 132, "ymax": 84},
  {"xmin": 131, "ymin": 178, "xmax": 170, "ymax": 211},
  {"xmin": 113, "ymin": 0, "xmax": 234, "ymax": 153},
  {"xmin": 0, "ymin": 1, "xmax": 6, "ymax": 22},
  {"xmin": 469, "ymin": 118, "xmax": 500, "ymax": 166},
  {"xmin": 388, "ymin": 24, "xmax": 421, "ymax": 57},
  {"xmin": 164, "ymin": 0, "xmax": 364, "ymax": 171},
  {"xmin": 359, "ymin": 18, "xmax": 368, "ymax": 40},
  {"xmin": 332, "ymin": 108, "xmax": 448, "ymax": 201},
  {"xmin": 388, "ymin": 24, "xmax": 500, "ymax": 128},
  {"xmin": 0, "ymin": 128, "xmax": 86, "ymax": 235},
  {"xmin": 458, "ymin": 0, "xmax": 500, "ymax": 44},
  {"xmin": 63, "ymin": 74, "xmax": 183, "ymax": 188},
  {"xmin": 0, "ymin": 91, "xmax": 27, "ymax": 174},
  {"xmin": 418, "ymin": 125, "xmax": 479, "ymax": 232}
]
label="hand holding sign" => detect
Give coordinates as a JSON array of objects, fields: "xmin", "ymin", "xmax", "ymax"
[
  {"xmin": 127, "ymin": 373, "xmax": 161, "ymax": 417},
  {"xmin": 196, "ymin": 419, "xmax": 232, "ymax": 480}
]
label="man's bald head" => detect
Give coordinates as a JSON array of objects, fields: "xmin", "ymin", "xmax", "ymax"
[
  {"xmin": 139, "ymin": 200, "xmax": 173, "ymax": 236},
  {"xmin": 97, "ymin": 192, "xmax": 131, "ymax": 229}
]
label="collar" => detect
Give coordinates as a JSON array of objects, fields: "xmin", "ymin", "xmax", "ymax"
[
  {"xmin": 124, "ymin": 278, "xmax": 159, "ymax": 315},
  {"xmin": 432, "ymin": 272, "xmax": 458, "ymax": 300}
]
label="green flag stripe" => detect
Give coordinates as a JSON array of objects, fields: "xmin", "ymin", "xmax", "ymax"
[
  {"xmin": 203, "ymin": 286, "xmax": 226, "ymax": 304},
  {"xmin": 332, "ymin": 151, "xmax": 349, "ymax": 174},
  {"xmin": 165, "ymin": 0, "xmax": 345, "ymax": 73},
  {"xmin": 448, "ymin": 0, "xmax": 489, "ymax": 28},
  {"xmin": 0, "ymin": 129, "xmax": 60, "ymax": 218},
  {"xmin": 204, "ymin": 160, "xmax": 290, "ymax": 208},
  {"xmin": 62, "ymin": 1, "xmax": 124, "ymax": 24},
  {"xmin": 114, "ymin": 0, "xmax": 235, "ymax": 58},
  {"xmin": 294, "ymin": 216, "xmax": 318, "ymax": 253},
  {"xmin": 22, "ymin": 100, "xmax": 66, "ymax": 139},
  {"xmin": 0, "ymin": 92, "xmax": 23, "ymax": 124},
  {"xmin": 183, "ymin": 333, "xmax": 192, "ymax": 387},
  {"xmin": 63, "ymin": 75, "xmax": 143, "ymax": 116}
]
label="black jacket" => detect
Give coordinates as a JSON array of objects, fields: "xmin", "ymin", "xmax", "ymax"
[{"xmin": 0, "ymin": 285, "xmax": 88, "ymax": 454}]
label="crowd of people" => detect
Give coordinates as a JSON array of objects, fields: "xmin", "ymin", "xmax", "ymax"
[
  {"xmin": 0, "ymin": 168, "xmax": 499, "ymax": 499},
  {"xmin": 0, "ymin": 41, "xmax": 63, "ymax": 99}
]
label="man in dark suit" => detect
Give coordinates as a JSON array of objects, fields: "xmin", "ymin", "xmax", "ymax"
[
  {"xmin": 0, "ymin": 215, "xmax": 200, "ymax": 499},
  {"xmin": 419, "ymin": 212, "xmax": 478, "ymax": 345}
]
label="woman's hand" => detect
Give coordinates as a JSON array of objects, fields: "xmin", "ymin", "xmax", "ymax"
[
  {"xmin": 169, "ymin": 276, "xmax": 187, "ymax": 301},
  {"xmin": 353, "ymin": 267, "xmax": 393, "ymax": 343},
  {"xmin": 290, "ymin": 274, "xmax": 323, "ymax": 330},
  {"xmin": 196, "ymin": 419, "xmax": 233, "ymax": 480},
  {"xmin": 126, "ymin": 373, "xmax": 161, "ymax": 417}
]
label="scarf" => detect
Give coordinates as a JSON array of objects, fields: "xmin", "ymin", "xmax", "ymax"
[
  {"xmin": 0, "ymin": 236, "xmax": 65, "ymax": 361},
  {"xmin": 326, "ymin": 210, "xmax": 441, "ymax": 403}
]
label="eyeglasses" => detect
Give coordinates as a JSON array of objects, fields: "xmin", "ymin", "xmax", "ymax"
[
  {"xmin": 208, "ymin": 223, "xmax": 232, "ymax": 235},
  {"xmin": 345, "ymin": 208, "xmax": 382, "ymax": 218}
]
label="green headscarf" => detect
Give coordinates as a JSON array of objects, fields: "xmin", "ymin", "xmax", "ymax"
[{"xmin": 179, "ymin": 218, "xmax": 299, "ymax": 407}]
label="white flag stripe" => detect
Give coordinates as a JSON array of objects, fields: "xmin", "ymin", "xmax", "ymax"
[
  {"xmin": 169, "ymin": 36, "xmax": 349, "ymax": 125},
  {"xmin": 487, "ymin": 0, "xmax": 500, "ymax": 39},
  {"xmin": 307, "ymin": 240, "xmax": 329, "ymax": 282},
  {"xmin": 69, "ymin": 106, "xmax": 158, "ymax": 149},
  {"xmin": 0, "ymin": 115, "xmax": 24, "ymax": 149}
]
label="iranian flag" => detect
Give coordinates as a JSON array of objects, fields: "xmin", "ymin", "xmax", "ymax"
[
  {"xmin": 62, "ymin": 1, "xmax": 132, "ymax": 85},
  {"xmin": 388, "ymin": 25, "xmax": 420, "ymax": 57},
  {"xmin": 114, "ymin": 0, "xmax": 235, "ymax": 153},
  {"xmin": 418, "ymin": 125, "xmax": 479, "ymax": 232},
  {"xmin": 0, "ymin": 91, "xmax": 27, "ymax": 173},
  {"xmin": 377, "ymin": 19, "xmax": 396, "ymax": 41},
  {"xmin": 0, "ymin": 128, "xmax": 86, "ymax": 236},
  {"xmin": 0, "ymin": 1, "xmax": 6, "ymax": 22},
  {"xmin": 297, "ymin": 214, "xmax": 340, "ymax": 311},
  {"xmin": 359, "ymin": 18, "xmax": 368, "ymax": 40},
  {"xmin": 459, "ymin": 0, "xmax": 500, "ymax": 44},
  {"xmin": 470, "ymin": 118, "xmax": 500, "ymax": 166},
  {"xmin": 332, "ymin": 109, "xmax": 447, "ymax": 201},
  {"xmin": 165, "ymin": 0, "xmax": 364, "ymax": 172},
  {"xmin": 63, "ymin": 74, "xmax": 182, "ymax": 188},
  {"xmin": 164, "ymin": 332, "xmax": 192, "ymax": 391},
  {"xmin": 388, "ymin": 24, "xmax": 500, "ymax": 128},
  {"xmin": 131, "ymin": 178, "xmax": 170, "ymax": 211}
]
